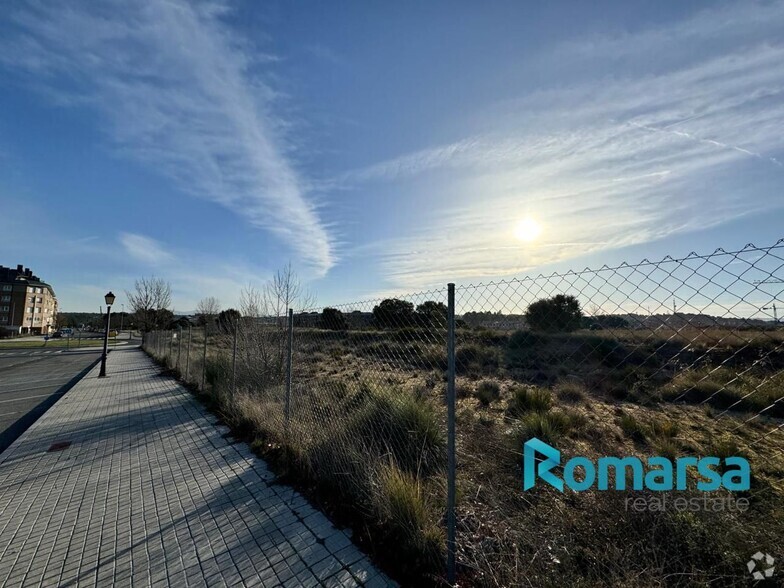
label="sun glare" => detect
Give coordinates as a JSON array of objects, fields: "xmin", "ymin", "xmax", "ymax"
[{"xmin": 514, "ymin": 217, "xmax": 542, "ymax": 242}]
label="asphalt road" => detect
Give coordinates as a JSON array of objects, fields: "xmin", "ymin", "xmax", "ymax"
[{"xmin": 0, "ymin": 348, "xmax": 102, "ymax": 454}]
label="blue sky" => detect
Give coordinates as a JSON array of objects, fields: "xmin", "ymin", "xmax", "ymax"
[{"xmin": 1, "ymin": 0, "xmax": 783, "ymax": 313}]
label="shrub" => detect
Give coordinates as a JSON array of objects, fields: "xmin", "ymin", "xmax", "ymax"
[
  {"xmin": 372, "ymin": 299, "xmax": 415, "ymax": 329},
  {"xmin": 507, "ymin": 386, "xmax": 552, "ymax": 416},
  {"xmin": 525, "ymin": 294, "xmax": 583, "ymax": 333},
  {"xmin": 320, "ymin": 307, "xmax": 348, "ymax": 330},
  {"xmin": 505, "ymin": 330, "xmax": 546, "ymax": 368},
  {"xmin": 205, "ymin": 356, "xmax": 231, "ymax": 387},
  {"xmin": 415, "ymin": 301, "xmax": 447, "ymax": 329},
  {"xmin": 216, "ymin": 308, "xmax": 241, "ymax": 332},
  {"xmin": 346, "ymin": 385, "xmax": 446, "ymax": 474},
  {"xmin": 475, "ymin": 380, "xmax": 501, "ymax": 406},
  {"xmin": 455, "ymin": 343, "xmax": 500, "ymax": 373}
]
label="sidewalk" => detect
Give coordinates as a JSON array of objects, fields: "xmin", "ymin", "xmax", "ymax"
[{"xmin": 0, "ymin": 348, "xmax": 393, "ymax": 587}]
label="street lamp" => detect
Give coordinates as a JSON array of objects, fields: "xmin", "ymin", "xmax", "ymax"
[{"xmin": 99, "ymin": 291, "xmax": 115, "ymax": 377}]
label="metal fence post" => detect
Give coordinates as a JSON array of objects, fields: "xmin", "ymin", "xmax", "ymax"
[
  {"xmin": 446, "ymin": 283, "xmax": 457, "ymax": 584},
  {"xmin": 176, "ymin": 327, "xmax": 182, "ymax": 370},
  {"xmin": 231, "ymin": 319, "xmax": 238, "ymax": 397},
  {"xmin": 185, "ymin": 325, "xmax": 192, "ymax": 381},
  {"xmin": 202, "ymin": 324, "xmax": 208, "ymax": 391},
  {"xmin": 285, "ymin": 308, "xmax": 294, "ymax": 440}
]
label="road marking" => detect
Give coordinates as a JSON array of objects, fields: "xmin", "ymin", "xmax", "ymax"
[
  {"xmin": 0, "ymin": 382, "xmax": 70, "ymax": 394},
  {"xmin": 0, "ymin": 393, "xmax": 57, "ymax": 404}
]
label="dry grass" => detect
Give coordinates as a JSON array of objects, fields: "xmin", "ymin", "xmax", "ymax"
[{"xmin": 143, "ymin": 323, "xmax": 784, "ymax": 587}]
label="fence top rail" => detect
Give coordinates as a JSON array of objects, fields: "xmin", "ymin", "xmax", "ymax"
[{"xmin": 293, "ymin": 239, "xmax": 783, "ymax": 313}]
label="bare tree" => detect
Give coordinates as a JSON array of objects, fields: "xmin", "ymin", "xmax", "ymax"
[
  {"xmin": 265, "ymin": 262, "xmax": 316, "ymax": 325},
  {"xmin": 196, "ymin": 296, "xmax": 221, "ymax": 325},
  {"xmin": 126, "ymin": 277, "xmax": 172, "ymax": 332},
  {"xmin": 239, "ymin": 284, "xmax": 265, "ymax": 318}
]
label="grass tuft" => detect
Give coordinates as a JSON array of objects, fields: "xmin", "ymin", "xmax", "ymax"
[
  {"xmin": 618, "ymin": 412, "xmax": 647, "ymax": 442},
  {"xmin": 475, "ymin": 380, "xmax": 501, "ymax": 406},
  {"xmin": 513, "ymin": 411, "xmax": 573, "ymax": 444},
  {"xmin": 507, "ymin": 386, "xmax": 552, "ymax": 416},
  {"xmin": 554, "ymin": 379, "xmax": 587, "ymax": 403}
]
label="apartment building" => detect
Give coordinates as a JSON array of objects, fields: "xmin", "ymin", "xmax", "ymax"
[{"xmin": 0, "ymin": 265, "xmax": 58, "ymax": 335}]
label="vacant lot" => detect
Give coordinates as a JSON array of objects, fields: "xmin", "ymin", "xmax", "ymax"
[{"xmin": 146, "ymin": 322, "xmax": 784, "ymax": 586}]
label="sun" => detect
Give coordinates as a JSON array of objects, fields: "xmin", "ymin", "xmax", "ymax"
[{"xmin": 514, "ymin": 217, "xmax": 542, "ymax": 242}]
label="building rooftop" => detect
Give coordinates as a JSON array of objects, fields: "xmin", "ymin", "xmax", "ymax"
[{"xmin": 0, "ymin": 264, "xmax": 55, "ymax": 293}]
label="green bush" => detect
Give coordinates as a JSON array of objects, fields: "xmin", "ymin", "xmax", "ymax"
[
  {"xmin": 525, "ymin": 294, "xmax": 583, "ymax": 333},
  {"xmin": 507, "ymin": 386, "xmax": 552, "ymax": 416},
  {"xmin": 505, "ymin": 331, "xmax": 546, "ymax": 368},
  {"xmin": 455, "ymin": 343, "xmax": 500, "ymax": 374},
  {"xmin": 475, "ymin": 380, "xmax": 501, "ymax": 406}
]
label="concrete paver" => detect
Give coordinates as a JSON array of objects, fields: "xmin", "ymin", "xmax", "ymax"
[{"xmin": 0, "ymin": 348, "xmax": 394, "ymax": 587}]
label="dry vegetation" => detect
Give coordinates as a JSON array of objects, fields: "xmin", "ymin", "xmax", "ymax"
[{"xmin": 146, "ymin": 323, "xmax": 784, "ymax": 587}]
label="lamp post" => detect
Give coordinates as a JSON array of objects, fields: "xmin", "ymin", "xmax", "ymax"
[
  {"xmin": 120, "ymin": 303, "xmax": 125, "ymax": 339},
  {"xmin": 99, "ymin": 291, "xmax": 115, "ymax": 377}
]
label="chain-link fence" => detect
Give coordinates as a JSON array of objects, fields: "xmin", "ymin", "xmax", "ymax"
[{"xmin": 142, "ymin": 240, "xmax": 783, "ymax": 586}]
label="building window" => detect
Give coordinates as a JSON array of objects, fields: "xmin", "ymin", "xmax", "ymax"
[
  {"xmin": 27, "ymin": 307, "xmax": 34, "ymax": 313},
  {"xmin": 28, "ymin": 287, "xmax": 34, "ymax": 293},
  {"xmin": 37, "ymin": 297, "xmax": 43, "ymax": 303},
  {"xmin": 36, "ymin": 288, "xmax": 43, "ymax": 293},
  {"xmin": 1, "ymin": 296, "xmax": 9, "ymax": 301},
  {"xmin": 0, "ymin": 306, "xmax": 8, "ymax": 311},
  {"xmin": 2, "ymin": 285, "xmax": 11, "ymax": 291},
  {"xmin": 0, "ymin": 317, "xmax": 7, "ymax": 323}
]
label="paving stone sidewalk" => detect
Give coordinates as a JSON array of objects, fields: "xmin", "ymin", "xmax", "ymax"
[{"xmin": 0, "ymin": 348, "xmax": 394, "ymax": 587}]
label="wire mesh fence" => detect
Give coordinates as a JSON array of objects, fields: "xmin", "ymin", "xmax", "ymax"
[{"xmin": 141, "ymin": 240, "xmax": 783, "ymax": 586}]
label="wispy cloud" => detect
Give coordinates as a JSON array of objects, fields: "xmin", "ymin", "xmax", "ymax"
[
  {"xmin": 117, "ymin": 231, "xmax": 270, "ymax": 312},
  {"xmin": 1, "ymin": 0, "xmax": 335, "ymax": 274},
  {"xmin": 119, "ymin": 232, "xmax": 174, "ymax": 265},
  {"xmin": 340, "ymin": 5, "xmax": 784, "ymax": 291}
]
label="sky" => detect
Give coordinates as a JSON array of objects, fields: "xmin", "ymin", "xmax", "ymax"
[{"xmin": 1, "ymin": 0, "xmax": 783, "ymax": 314}]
